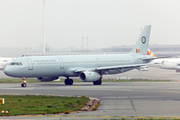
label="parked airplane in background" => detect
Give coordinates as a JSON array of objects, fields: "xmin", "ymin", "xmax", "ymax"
[
  {"xmin": 145, "ymin": 49, "xmax": 180, "ymax": 72},
  {"xmin": 0, "ymin": 57, "xmax": 15, "ymax": 71},
  {"xmin": 4, "ymin": 25, "xmax": 155, "ymax": 87},
  {"xmin": 150, "ymin": 57, "xmax": 180, "ymax": 72}
]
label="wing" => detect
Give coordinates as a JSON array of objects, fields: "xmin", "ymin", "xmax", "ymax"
[
  {"xmin": 143, "ymin": 56, "xmax": 171, "ymax": 62},
  {"xmin": 74, "ymin": 64, "xmax": 148, "ymax": 73}
]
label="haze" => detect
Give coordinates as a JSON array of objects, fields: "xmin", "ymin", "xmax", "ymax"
[{"xmin": 0, "ymin": 0, "xmax": 180, "ymax": 49}]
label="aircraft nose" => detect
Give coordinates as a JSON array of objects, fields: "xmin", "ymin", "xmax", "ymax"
[{"xmin": 4, "ymin": 67, "xmax": 12, "ymax": 76}]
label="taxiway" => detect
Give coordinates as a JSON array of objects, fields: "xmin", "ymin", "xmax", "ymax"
[{"xmin": 0, "ymin": 67, "xmax": 180, "ymax": 119}]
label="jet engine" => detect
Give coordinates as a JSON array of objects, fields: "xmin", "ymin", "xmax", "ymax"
[
  {"xmin": 37, "ymin": 77, "xmax": 59, "ymax": 82},
  {"xmin": 79, "ymin": 71, "xmax": 101, "ymax": 82},
  {"xmin": 176, "ymin": 63, "xmax": 180, "ymax": 72}
]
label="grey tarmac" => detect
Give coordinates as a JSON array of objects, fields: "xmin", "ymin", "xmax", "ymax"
[{"xmin": 0, "ymin": 67, "xmax": 180, "ymax": 119}]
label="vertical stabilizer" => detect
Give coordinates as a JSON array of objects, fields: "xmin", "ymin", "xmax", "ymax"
[
  {"xmin": 147, "ymin": 48, "xmax": 156, "ymax": 58},
  {"xmin": 129, "ymin": 25, "xmax": 151, "ymax": 55}
]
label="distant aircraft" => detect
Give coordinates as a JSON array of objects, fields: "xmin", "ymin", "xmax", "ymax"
[
  {"xmin": 150, "ymin": 57, "xmax": 180, "ymax": 72},
  {"xmin": 145, "ymin": 48, "xmax": 180, "ymax": 72},
  {"xmin": 0, "ymin": 57, "xmax": 15, "ymax": 71},
  {"xmin": 4, "ymin": 25, "xmax": 155, "ymax": 87}
]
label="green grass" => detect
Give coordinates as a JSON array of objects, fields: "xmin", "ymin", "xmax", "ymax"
[
  {"xmin": 0, "ymin": 95, "xmax": 89, "ymax": 116},
  {"xmin": 0, "ymin": 78, "xmax": 171, "ymax": 83}
]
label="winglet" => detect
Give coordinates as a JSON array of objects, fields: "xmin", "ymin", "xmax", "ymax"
[{"xmin": 129, "ymin": 25, "xmax": 151, "ymax": 55}]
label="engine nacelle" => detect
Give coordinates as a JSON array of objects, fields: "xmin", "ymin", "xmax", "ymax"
[
  {"xmin": 79, "ymin": 71, "xmax": 101, "ymax": 82},
  {"xmin": 176, "ymin": 64, "xmax": 180, "ymax": 72},
  {"xmin": 176, "ymin": 68, "xmax": 180, "ymax": 72},
  {"xmin": 37, "ymin": 77, "xmax": 59, "ymax": 82}
]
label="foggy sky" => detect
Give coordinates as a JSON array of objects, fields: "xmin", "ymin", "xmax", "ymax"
[{"xmin": 0, "ymin": 0, "xmax": 180, "ymax": 49}]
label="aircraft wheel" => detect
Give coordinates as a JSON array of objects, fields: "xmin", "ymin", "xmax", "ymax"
[
  {"xmin": 69, "ymin": 79, "xmax": 73, "ymax": 85},
  {"xmin": 93, "ymin": 81, "xmax": 97, "ymax": 85},
  {"xmin": 97, "ymin": 79, "xmax": 102, "ymax": 85},
  {"xmin": 21, "ymin": 83, "xmax": 27, "ymax": 87},
  {"xmin": 93, "ymin": 79, "xmax": 102, "ymax": 85},
  {"xmin": 64, "ymin": 79, "xmax": 68, "ymax": 85}
]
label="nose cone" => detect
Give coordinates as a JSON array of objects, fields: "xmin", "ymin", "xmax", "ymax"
[{"xmin": 4, "ymin": 67, "xmax": 13, "ymax": 77}]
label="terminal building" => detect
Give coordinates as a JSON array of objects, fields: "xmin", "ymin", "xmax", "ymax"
[{"xmin": 101, "ymin": 44, "xmax": 180, "ymax": 57}]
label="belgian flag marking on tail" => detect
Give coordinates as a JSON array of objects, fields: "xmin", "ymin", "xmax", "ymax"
[{"xmin": 136, "ymin": 49, "xmax": 140, "ymax": 53}]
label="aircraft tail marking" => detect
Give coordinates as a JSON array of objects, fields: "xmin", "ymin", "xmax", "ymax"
[
  {"xmin": 147, "ymin": 49, "xmax": 156, "ymax": 58},
  {"xmin": 136, "ymin": 49, "xmax": 140, "ymax": 53},
  {"xmin": 129, "ymin": 25, "xmax": 151, "ymax": 55}
]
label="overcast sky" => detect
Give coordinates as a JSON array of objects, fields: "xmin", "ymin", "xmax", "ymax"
[{"xmin": 0, "ymin": 0, "xmax": 180, "ymax": 49}]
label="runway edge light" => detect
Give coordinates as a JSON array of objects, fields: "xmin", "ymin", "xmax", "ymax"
[{"xmin": 0, "ymin": 98, "xmax": 4, "ymax": 104}]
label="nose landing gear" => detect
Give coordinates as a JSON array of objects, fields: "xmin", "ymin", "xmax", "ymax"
[{"xmin": 21, "ymin": 77, "xmax": 27, "ymax": 87}]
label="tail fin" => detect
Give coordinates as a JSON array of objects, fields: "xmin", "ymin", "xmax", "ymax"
[
  {"xmin": 147, "ymin": 48, "xmax": 156, "ymax": 58},
  {"xmin": 129, "ymin": 25, "xmax": 151, "ymax": 55}
]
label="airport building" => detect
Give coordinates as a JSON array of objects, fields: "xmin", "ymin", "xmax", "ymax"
[
  {"xmin": 101, "ymin": 44, "xmax": 180, "ymax": 57},
  {"xmin": 1, "ymin": 44, "xmax": 180, "ymax": 57}
]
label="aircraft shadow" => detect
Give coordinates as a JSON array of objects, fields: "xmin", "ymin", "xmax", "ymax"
[{"xmin": 33, "ymin": 83, "xmax": 111, "ymax": 87}]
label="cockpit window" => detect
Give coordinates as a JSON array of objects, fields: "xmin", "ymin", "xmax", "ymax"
[
  {"xmin": 10, "ymin": 62, "xmax": 16, "ymax": 65},
  {"xmin": 9, "ymin": 62, "xmax": 23, "ymax": 66}
]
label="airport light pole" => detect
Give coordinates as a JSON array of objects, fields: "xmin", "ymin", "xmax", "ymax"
[
  {"xmin": 82, "ymin": 35, "xmax": 84, "ymax": 54},
  {"xmin": 43, "ymin": 0, "xmax": 46, "ymax": 56},
  {"xmin": 86, "ymin": 34, "xmax": 88, "ymax": 54}
]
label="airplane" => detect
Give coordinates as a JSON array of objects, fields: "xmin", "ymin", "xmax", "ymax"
[
  {"xmin": 138, "ymin": 48, "xmax": 156, "ymax": 71},
  {"xmin": 4, "ymin": 25, "xmax": 155, "ymax": 87},
  {"xmin": 0, "ymin": 57, "xmax": 15, "ymax": 71},
  {"xmin": 150, "ymin": 57, "xmax": 180, "ymax": 72},
  {"xmin": 144, "ymin": 49, "xmax": 180, "ymax": 72}
]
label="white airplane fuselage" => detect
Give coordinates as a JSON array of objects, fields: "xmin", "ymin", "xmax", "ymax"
[
  {"xmin": 4, "ymin": 54, "xmax": 150, "ymax": 78},
  {"xmin": 150, "ymin": 58, "xmax": 180, "ymax": 71}
]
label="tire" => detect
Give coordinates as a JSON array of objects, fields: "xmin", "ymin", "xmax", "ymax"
[
  {"xmin": 65, "ymin": 79, "xmax": 69, "ymax": 85},
  {"xmin": 97, "ymin": 80, "xmax": 102, "ymax": 85},
  {"xmin": 24, "ymin": 83, "xmax": 27, "ymax": 87},
  {"xmin": 93, "ymin": 80, "xmax": 102, "ymax": 85},
  {"xmin": 93, "ymin": 81, "xmax": 97, "ymax": 85},
  {"xmin": 69, "ymin": 79, "xmax": 73, "ymax": 85},
  {"xmin": 21, "ymin": 83, "xmax": 27, "ymax": 87}
]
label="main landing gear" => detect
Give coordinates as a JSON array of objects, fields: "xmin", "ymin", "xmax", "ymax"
[
  {"xmin": 64, "ymin": 77, "xmax": 73, "ymax": 85},
  {"xmin": 21, "ymin": 77, "xmax": 27, "ymax": 87},
  {"xmin": 93, "ymin": 79, "xmax": 102, "ymax": 85}
]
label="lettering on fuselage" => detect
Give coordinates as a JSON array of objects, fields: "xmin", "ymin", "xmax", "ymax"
[{"xmin": 36, "ymin": 59, "xmax": 57, "ymax": 63}]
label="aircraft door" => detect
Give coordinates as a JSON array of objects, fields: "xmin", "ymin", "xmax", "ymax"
[
  {"xmin": 96, "ymin": 58, "xmax": 101, "ymax": 67},
  {"xmin": 26, "ymin": 58, "xmax": 33, "ymax": 70},
  {"xmin": 58, "ymin": 57, "xmax": 64, "ymax": 69}
]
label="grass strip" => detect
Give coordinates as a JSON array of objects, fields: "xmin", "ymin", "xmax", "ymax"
[{"xmin": 0, "ymin": 95, "xmax": 89, "ymax": 116}]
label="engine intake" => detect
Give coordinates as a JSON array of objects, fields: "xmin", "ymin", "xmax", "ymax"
[
  {"xmin": 37, "ymin": 77, "xmax": 59, "ymax": 82},
  {"xmin": 79, "ymin": 71, "xmax": 101, "ymax": 82}
]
